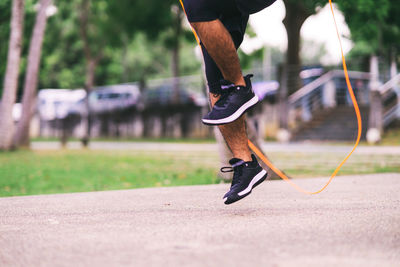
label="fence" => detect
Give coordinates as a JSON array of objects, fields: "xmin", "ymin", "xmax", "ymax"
[
  {"xmin": 370, "ymin": 73, "xmax": 400, "ymax": 130},
  {"xmin": 287, "ymin": 70, "xmax": 371, "ymax": 131}
]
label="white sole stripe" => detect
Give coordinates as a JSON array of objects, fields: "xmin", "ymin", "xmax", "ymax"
[
  {"xmin": 238, "ymin": 169, "xmax": 267, "ymax": 196},
  {"xmin": 202, "ymin": 95, "xmax": 259, "ymax": 125}
]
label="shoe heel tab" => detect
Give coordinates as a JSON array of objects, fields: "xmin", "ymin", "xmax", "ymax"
[
  {"xmin": 251, "ymin": 154, "xmax": 258, "ymax": 163},
  {"xmin": 244, "ymin": 74, "xmax": 254, "ymax": 88}
]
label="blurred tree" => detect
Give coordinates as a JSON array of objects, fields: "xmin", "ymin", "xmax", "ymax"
[
  {"xmin": 338, "ymin": 0, "xmax": 390, "ymax": 56},
  {"xmin": 0, "ymin": 0, "xmax": 202, "ymax": 148},
  {"xmin": 338, "ymin": 0, "xmax": 399, "ymax": 72},
  {"xmin": 0, "ymin": 1, "xmax": 12, "ymax": 96},
  {"xmin": 0, "ymin": 0, "xmax": 37, "ymax": 98},
  {"xmin": 14, "ymin": 0, "xmax": 53, "ymax": 148},
  {"xmin": 75, "ymin": 0, "xmax": 179, "ymax": 145},
  {"xmin": 168, "ymin": 4, "xmax": 183, "ymax": 103},
  {"xmin": 383, "ymin": 0, "xmax": 400, "ymax": 72},
  {"xmin": 0, "ymin": 0, "xmax": 24, "ymax": 151},
  {"xmin": 282, "ymin": 0, "xmax": 326, "ymax": 95},
  {"xmin": 382, "ymin": 0, "xmax": 400, "ymax": 52},
  {"xmin": 1, "ymin": 0, "xmax": 199, "ymax": 92},
  {"xmin": 276, "ymin": 0, "xmax": 325, "ymax": 132}
]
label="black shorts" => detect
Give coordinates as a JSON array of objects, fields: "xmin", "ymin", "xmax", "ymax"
[
  {"xmin": 183, "ymin": 0, "xmax": 276, "ymax": 22},
  {"xmin": 183, "ymin": 0, "xmax": 276, "ymax": 94}
]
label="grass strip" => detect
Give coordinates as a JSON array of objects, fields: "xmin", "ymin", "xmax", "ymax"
[{"xmin": 0, "ymin": 149, "xmax": 399, "ymax": 197}]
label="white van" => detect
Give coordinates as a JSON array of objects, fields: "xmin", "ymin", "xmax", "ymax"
[{"xmin": 38, "ymin": 89, "xmax": 86, "ymax": 121}]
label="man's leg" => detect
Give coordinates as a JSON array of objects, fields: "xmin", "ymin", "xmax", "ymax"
[
  {"xmin": 209, "ymin": 94, "xmax": 251, "ymax": 162},
  {"xmin": 191, "ymin": 20, "xmax": 245, "ymax": 87},
  {"xmin": 197, "ymin": 23, "xmax": 266, "ymax": 203},
  {"xmin": 182, "ymin": 0, "xmax": 268, "ymax": 204},
  {"xmin": 194, "ymin": 18, "xmax": 252, "ymax": 161}
]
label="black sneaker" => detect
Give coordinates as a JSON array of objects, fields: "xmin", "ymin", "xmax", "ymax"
[
  {"xmin": 202, "ymin": 74, "xmax": 259, "ymax": 125},
  {"xmin": 221, "ymin": 154, "xmax": 267, "ymax": 205}
]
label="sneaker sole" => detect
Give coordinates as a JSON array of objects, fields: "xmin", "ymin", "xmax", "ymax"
[
  {"xmin": 202, "ymin": 95, "xmax": 259, "ymax": 125},
  {"xmin": 223, "ymin": 169, "xmax": 267, "ymax": 204}
]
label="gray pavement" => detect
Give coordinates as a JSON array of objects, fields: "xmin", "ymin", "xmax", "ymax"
[{"xmin": 1, "ymin": 173, "xmax": 399, "ymax": 267}]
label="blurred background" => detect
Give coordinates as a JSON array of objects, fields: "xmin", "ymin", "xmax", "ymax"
[{"xmin": 0, "ymin": 0, "xmax": 399, "ymax": 197}]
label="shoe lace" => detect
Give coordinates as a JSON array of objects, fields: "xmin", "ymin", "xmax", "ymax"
[{"xmin": 221, "ymin": 165, "xmax": 243, "ymax": 187}]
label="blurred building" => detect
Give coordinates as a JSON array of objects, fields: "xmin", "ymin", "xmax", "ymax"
[{"xmin": 21, "ymin": 60, "xmax": 400, "ymax": 142}]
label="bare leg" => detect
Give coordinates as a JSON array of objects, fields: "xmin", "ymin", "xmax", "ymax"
[
  {"xmin": 192, "ymin": 20, "xmax": 245, "ymax": 86},
  {"xmin": 192, "ymin": 19, "xmax": 252, "ymax": 162},
  {"xmin": 210, "ymin": 93, "xmax": 252, "ymax": 162},
  {"xmin": 191, "ymin": 19, "xmax": 252, "ymax": 161}
]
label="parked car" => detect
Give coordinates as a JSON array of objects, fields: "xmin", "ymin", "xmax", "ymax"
[
  {"xmin": 143, "ymin": 85, "xmax": 207, "ymax": 108},
  {"xmin": 38, "ymin": 89, "xmax": 86, "ymax": 121},
  {"xmin": 89, "ymin": 84, "xmax": 141, "ymax": 113}
]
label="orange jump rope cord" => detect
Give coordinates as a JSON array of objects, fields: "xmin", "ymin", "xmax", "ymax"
[{"xmin": 179, "ymin": 0, "xmax": 362, "ymax": 194}]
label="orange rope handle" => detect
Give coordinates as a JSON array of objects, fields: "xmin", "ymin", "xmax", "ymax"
[{"xmin": 179, "ymin": 0, "xmax": 362, "ymax": 195}]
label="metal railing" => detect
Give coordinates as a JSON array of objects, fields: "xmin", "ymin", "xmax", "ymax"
[
  {"xmin": 287, "ymin": 70, "xmax": 371, "ymax": 129},
  {"xmin": 379, "ymin": 73, "xmax": 400, "ymax": 127}
]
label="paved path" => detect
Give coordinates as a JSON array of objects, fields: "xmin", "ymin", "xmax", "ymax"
[
  {"xmin": 31, "ymin": 141, "xmax": 400, "ymax": 155},
  {"xmin": 1, "ymin": 173, "xmax": 399, "ymax": 267}
]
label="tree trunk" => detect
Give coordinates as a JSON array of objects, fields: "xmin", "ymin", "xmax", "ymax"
[
  {"xmin": 282, "ymin": 0, "xmax": 311, "ymax": 95},
  {"xmin": 13, "ymin": 0, "xmax": 52, "ymax": 148},
  {"xmin": 78, "ymin": 0, "xmax": 102, "ymax": 147},
  {"xmin": 278, "ymin": 64, "xmax": 289, "ymax": 129},
  {"xmin": 171, "ymin": 6, "xmax": 182, "ymax": 104},
  {"xmin": 121, "ymin": 35, "xmax": 130, "ymax": 83},
  {"xmin": 81, "ymin": 58, "xmax": 97, "ymax": 147},
  {"xmin": 0, "ymin": 0, "xmax": 24, "ymax": 151}
]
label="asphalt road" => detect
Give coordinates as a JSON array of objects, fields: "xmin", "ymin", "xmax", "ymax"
[{"xmin": 1, "ymin": 173, "xmax": 399, "ymax": 267}]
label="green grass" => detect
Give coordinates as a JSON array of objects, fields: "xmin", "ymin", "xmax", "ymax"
[
  {"xmin": 380, "ymin": 127, "xmax": 400, "ymax": 145},
  {"xmin": 31, "ymin": 137, "xmax": 217, "ymax": 144},
  {"xmin": 0, "ymin": 147, "xmax": 399, "ymax": 197},
  {"xmin": 0, "ymin": 150, "xmax": 220, "ymax": 197},
  {"xmin": 270, "ymin": 152, "xmax": 400, "ymax": 178}
]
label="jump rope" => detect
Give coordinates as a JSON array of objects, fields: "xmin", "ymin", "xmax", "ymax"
[{"xmin": 179, "ymin": 0, "xmax": 362, "ymax": 195}]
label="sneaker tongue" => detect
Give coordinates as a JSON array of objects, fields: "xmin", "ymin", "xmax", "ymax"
[{"xmin": 229, "ymin": 158, "xmax": 245, "ymax": 167}]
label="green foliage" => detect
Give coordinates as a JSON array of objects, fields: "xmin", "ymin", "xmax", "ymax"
[
  {"xmin": 0, "ymin": 0, "xmax": 200, "ymax": 95},
  {"xmin": 338, "ymin": 0, "xmax": 400, "ymax": 58},
  {"xmin": 338, "ymin": 0, "xmax": 390, "ymax": 54},
  {"xmin": 239, "ymin": 48, "xmax": 264, "ymax": 70},
  {"xmin": 381, "ymin": 0, "xmax": 400, "ymax": 52},
  {"xmin": 107, "ymin": 0, "xmax": 176, "ymax": 41}
]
